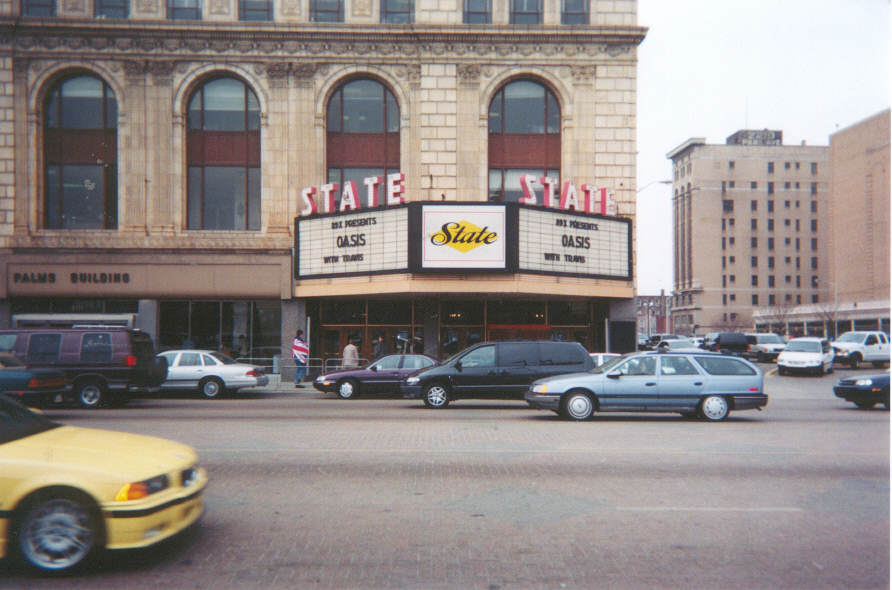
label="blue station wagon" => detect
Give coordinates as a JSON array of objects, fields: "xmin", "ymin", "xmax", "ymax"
[{"xmin": 525, "ymin": 351, "xmax": 767, "ymax": 421}]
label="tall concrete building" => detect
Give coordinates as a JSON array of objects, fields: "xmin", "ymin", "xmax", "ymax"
[
  {"xmin": 751, "ymin": 110, "xmax": 890, "ymax": 337},
  {"xmin": 827, "ymin": 110, "xmax": 890, "ymax": 305},
  {"xmin": 0, "ymin": 0, "xmax": 647, "ymax": 370},
  {"xmin": 667, "ymin": 130, "xmax": 829, "ymax": 335}
]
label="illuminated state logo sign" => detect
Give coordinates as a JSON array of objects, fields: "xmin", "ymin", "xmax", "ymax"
[
  {"xmin": 429, "ymin": 221, "xmax": 499, "ymax": 253},
  {"xmin": 421, "ymin": 206, "xmax": 506, "ymax": 269}
]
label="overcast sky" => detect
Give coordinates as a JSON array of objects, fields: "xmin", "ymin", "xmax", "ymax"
[{"xmin": 635, "ymin": 0, "xmax": 890, "ymax": 295}]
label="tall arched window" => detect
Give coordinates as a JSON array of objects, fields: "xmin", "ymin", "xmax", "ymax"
[
  {"xmin": 44, "ymin": 74, "xmax": 118, "ymax": 229},
  {"xmin": 187, "ymin": 77, "xmax": 261, "ymax": 230},
  {"xmin": 487, "ymin": 79, "xmax": 560, "ymax": 202},
  {"xmin": 326, "ymin": 78, "xmax": 400, "ymax": 207}
]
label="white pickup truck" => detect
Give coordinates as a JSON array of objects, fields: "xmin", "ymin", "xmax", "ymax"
[{"xmin": 830, "ymin": 331, "xmax": 891, "ymax": 369}]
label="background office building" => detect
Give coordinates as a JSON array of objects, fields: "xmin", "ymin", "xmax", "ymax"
[
  {"xmin": 0, "ymin": 0, "xmax": 646, "ymax": 374},
  {"xmin": 667, "ymin": 130, "xmax": 829, "ymax": 336},
  {"xmin": 752, "ymin": 109, "xmax": 890, "ymax": 337}
]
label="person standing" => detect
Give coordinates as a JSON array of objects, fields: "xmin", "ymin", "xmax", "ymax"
[
  {"xmin": 373, "ymin": 335, "xmax": 385, "ymax": 360},
  {"xmin": 342, "ymin": 339, "xmax": 359, "ymax": 368},
  {"xmin": 292, "ymin": 329, "xmax": 309, "ymax": 387}
]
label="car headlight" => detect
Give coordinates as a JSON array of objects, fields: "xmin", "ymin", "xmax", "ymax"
[
  {"xmin": 406, "ymin": 376, "xmax": 420, "ymax": 385},
  {"xmin": 531, "ymin": 383, "xmax": 549, "ymax": 394},
  {"xmin": 315, "ymin": 375, "xmax": 326, "ymax": 382},
  {"xmin": 855, "ymin": 378, "xmax": 874, "ymax": 387},
  {"xmin": 115, "ymin": 473, "xmax": 170, "ymax": 501}
]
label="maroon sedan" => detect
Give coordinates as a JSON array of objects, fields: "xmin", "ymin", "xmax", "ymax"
[{"xmin": 313, "ymin": 354, "xmax": 437, "ymax": 399}]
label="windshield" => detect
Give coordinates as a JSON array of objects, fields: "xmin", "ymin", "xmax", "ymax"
[
  {"xmin": 0, "ymin": 395, "xmax": 61, "ymax": 445},
  {"xmin": 836, "ymin": 332, "xmax": 864, "ymax": 343},
  {"xmin": 785, "ymin": 340, "xmax": 821, "ymax": 353},
  {"xmin": 758, "ymin": 334, "xmax": 785, "ymax": 344}
]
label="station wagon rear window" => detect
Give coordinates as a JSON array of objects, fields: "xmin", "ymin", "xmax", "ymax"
[{"xmin": 694, "ymin": 356, "xmax": 756, "ymax": 376}]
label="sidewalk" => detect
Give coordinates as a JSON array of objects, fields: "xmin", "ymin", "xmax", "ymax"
[{"xmin": 244, "ymin": 373, "xmax": 319, "ymax": 395}]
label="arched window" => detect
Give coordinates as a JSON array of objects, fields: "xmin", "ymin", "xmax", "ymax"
[
  {"xmin": 487, "ymin": 79, "xmax": 560, "ymax": 202},
  {"xmin": 326, "ymin": 78, "xmax": 400, "ymax": 207},
  {"xmin": 44, "ymin": 74, "xmax": 118, "ymax": 229},
  {"xmin": 187, "ymin": 77, "xmax": 261, "ymax": 230}
]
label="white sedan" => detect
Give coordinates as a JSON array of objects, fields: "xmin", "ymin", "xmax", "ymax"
[{"xmin": 157, "ymin": 350, "xmax": 269, "ymax": 398}]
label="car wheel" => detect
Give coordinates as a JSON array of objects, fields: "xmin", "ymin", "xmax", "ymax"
[
  {"xmin": 699, "ymin": 395, "xmax": 729, "ymax": 421},
  {"xmin": 854, "ymin": 401, "xmax": 876, "ymax": 410},
  {"xmin": 336, "ymin": 379, "xmax": 359, "ymax": 399},
  {"xmin": 561, "ymin": 391, "xmax": 595, "ymax": 421},
  {"xmin": 75, "ymin": 380, "xmax": 105, "ymax": 409},
  {"xmin": 423, "ymin": 383, "xmax": 450, "ymax": 409},
  {"xmin": 15, "ymin": 492, "xmax": 101, "ymax": 573},
  {"xmin": 849, "ymin": 355, "xmax": 861, "ymax": 370},
  {"xmin": 199, "ymin": 377, "xmax": 224, "ymax": 399}
]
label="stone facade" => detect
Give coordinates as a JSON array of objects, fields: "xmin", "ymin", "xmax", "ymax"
[{"xmin": 0, "ymin": 1, "xmax": 645, "ymax": 358}]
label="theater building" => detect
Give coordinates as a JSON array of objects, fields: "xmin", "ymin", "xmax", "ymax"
[{"xmin": 0, "ymin": 0, "xmax": 646, "ymax": 374}]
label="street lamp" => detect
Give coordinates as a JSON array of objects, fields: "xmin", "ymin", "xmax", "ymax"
[{"xmin": 637, "ymin": 179, "xmax": 672, "ymax": 194}]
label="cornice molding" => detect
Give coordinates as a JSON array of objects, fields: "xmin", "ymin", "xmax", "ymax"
[{"xmin": 0, "ymin": 21, "xmax": 645, "ymax": 61}]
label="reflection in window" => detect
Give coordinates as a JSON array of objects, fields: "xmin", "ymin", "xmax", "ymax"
[
  {"xmin": 488, "ymin": 80, "xmax": 560, "ymax": 202},
  {"xmin": 381, "ymin": 0, "xmax": 413, "ymax": 23},
  {"xmin": 187, "ymin": 77, "xmax": 261, "ymax": 230},
  {"xmin": 509, "ymin": 0, "xmax": 540, "ymax": 24},
  {"xmin": 168, "ymin": 0, "xmax": 201, "ymax": 19},
  {"xmin": 463, "ymin": 0, "xmax": 490, "ymax": 23},
  {"xmin": 326, "ymin": 79, "xmax": 400, "ymax": 209},
  {"xmin": 95, "ymin": 0, "xmax": 128, "ymax": 18},
  {"xmin": 22, "ymin": 0, "xmax": 55, "ymax": 16},
  {"xmin": 239, "ymin": 0, "xmax": 272, "ymax": 20},
  {"xmin": 310, "ymin": 0, "xmax": 343, "ymax": 21},
  {"xmin": 44, "ymin": 75, "xmax": 118, "ymax": 229},
  {"xmin": 561, "ymin": 0, "xmax": 587, "ymax": 24}
]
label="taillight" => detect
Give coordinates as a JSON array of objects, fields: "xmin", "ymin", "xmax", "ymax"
[
  {"xmin": 125, "ymin": 355, "xmax": 138, "ymax": 367},
  {"xmin": 246, "ymin": 369, "xmax": 262, "ymax": 377},
  {"xmin": 27, "ymin": 376, "xmax": 66, "ymax": 389}
]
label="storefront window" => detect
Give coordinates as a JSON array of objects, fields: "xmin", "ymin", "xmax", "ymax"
[
  {"xmin": 487, "ymin": 300, "xmax": 546, "ymax": 325},
  {"xmin": 548, "ymin": 301, "xmax": 589, "ymax": 325},
  {"xmin": 440, "ymin": 300, "xmax": 484, "ymax": 325},
  {"xmin": 159, "ymin": 300, "xmax": 280, "ymax": 365},
  {"xmin": 44, "ymin": 74, "xmax": 118, "ymax": 229},
  {"xmin": 368, "ymin": 300, "xmax": 411, "ymax": 324},
  {"xmin": 187, "ymin": 77, "xmax": 261, "ymax": 230}
]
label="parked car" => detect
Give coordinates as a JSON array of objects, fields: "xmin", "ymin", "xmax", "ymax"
[
  {"xmin": 645, "ymin": 333, "xmax": 683, "ymax": 350},
  {"xmin": 656, "ymin": 338, "xmax": 703, "ymax": 352},
  {"xmin": 637, "ymin": 333, "xmax": 649, "ymax": 350},
  {"xmin": 704, "ymin": 332, "xmax": 748, "ymax": 356},
  {"xmin": 0, "ymin": 353, "xmax": 67, "ymax": 405},
  {"xmin": 833, "ymin": 373, "xmax": 890, "ymax": 410},
  {"xmin": 0, "ymin": 327, "xmax": 168, "ymax": 409},
  {"xmin": 401, "ymin": 340, "xmax": 594, "ymax": 408},
  {"xmin": 776, "ymin": 337, "xmax": 835, "ymax": 376},
  {"xmin": 157, "ymin": 350, "xmax": 269, "ymax": 399},
  {"xmin": 830, "ymin": 331, "xmax": 891, "ymax": 369},
  {"xmin": 702, "ymin": 332, "xmax": 721, "ymax": 350},
  {"xmin": 314, "ymin": 353, "xmax": 437, "ymax": 399},
  {"xmin": 0, "ymin": 394, "xmax": 207, "ymax": 573},
  {"xmin": 745, "ymin": 333, "xmax": 787, "ymax": 362},
  {"xmin": 525, "ymin": 351, "xmax": 767, "ymax": 421},
  {"xmin": 590, "ymin": 352, "xmax": 622, "ymax": 367}
]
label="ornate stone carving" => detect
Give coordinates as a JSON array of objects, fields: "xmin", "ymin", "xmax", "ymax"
[
  {"xmin": 352, "ymin": 0, "xmax": 372, "ymax": 17},
  {"xmin": 136, "ymin": 0, "xmax": 157, "ymax": 13},
  {"xmin": 210, "ymin": 0, "xmax": 230, "ymax": 15},
  {"xmin": 457, "ymin": 64, "xmax": 480, "ymax": 84},
  {"xmin": 570, "ymin": 65, "xmax": 595, "ymax": 83},
  {"xmin": 281, "ymin": 0, "xmax": 300, "ymax": 16},
  {"xmin": 123, "ymin": 60, "xmax": 145, "ymax": 77},
  {"xmin": 292, "ymin": 62, "xmax": 317, "ymax": 79}
]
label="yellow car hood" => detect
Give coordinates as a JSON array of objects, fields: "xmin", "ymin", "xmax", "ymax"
[{"xmin": 2, "ymin": 425, "xmax": 197, "ymax": 481}]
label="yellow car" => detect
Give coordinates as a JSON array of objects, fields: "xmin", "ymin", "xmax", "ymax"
[{"xmin": 0, "ymin": 394, "xmax": 207, "ymax": 573}]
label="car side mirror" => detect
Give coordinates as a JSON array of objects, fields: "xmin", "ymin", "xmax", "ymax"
[
  {"xmin": 370, "ymin": 365, "xmax": 378, "ymax": 372},
  {"xmin": 455, "ymin": 360, "xmax": 462, "ymax": 371},
  {"xmin": 607, "ymin": 370, "xmax": 621, "ymax": 379}
]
